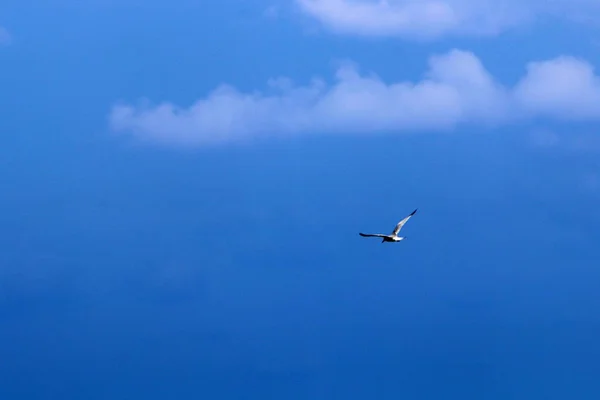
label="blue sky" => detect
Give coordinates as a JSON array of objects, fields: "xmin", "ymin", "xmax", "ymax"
[{"xmin": 1, "ymin": 1, "xmax": 600, "ymax": 399}]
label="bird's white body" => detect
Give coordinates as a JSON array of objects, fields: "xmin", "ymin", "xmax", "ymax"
[
  {"xmin": 359, "ymin": 209, "xmax": 417, "ymax": 243},
  {"xmin": 386, "ymin": 235, "xmax": 405, "ymax": 242}
]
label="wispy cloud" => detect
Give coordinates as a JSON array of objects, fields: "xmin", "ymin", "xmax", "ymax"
[
  {"xmin": 0, "ymin": 26, "xmax": 12, "ymax": 46},
  {"xmin": 108, "ymin": 49, "xmax": 600, "ymax": 147},
  {"xmin": 264, "ymin": 4, "xmax": 281, "ymax": 19},
  {"xmin": 294, "ymin": 0, "xmax": 600, "ymax": 40},
  {"xmin": 295, "ymin": 0, "xmax": 527, "ymax": 40},
  {"xmin": 530, "ymin": 128, "xmax": 600, "ymax": 153}
]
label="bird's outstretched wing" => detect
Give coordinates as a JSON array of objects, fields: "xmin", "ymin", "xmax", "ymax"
[
  {"xmin": 392, "ymin": 208, "xmax": 418, "ymax": 235},
  {"xmin": 359, "ymin": 233, "xmax": 387, "ymax": 238}
]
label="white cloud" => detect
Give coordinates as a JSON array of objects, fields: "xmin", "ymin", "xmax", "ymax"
[
  {"xmin": 0, "ymin": 27, "xmax": 11, "ymax": 46},
  {"xmin": 514, "ymin": 56, "xmax": 600, "ymax": 119},
  {"xmin": 294, "ymin": 0, "xmax": 600, "ymax": 40},
  {"xmin": 108, "ymin": 49, "xmax": 600, "ymax": 147}
]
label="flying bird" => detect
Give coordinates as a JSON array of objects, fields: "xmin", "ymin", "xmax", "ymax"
[{"xmin": 359, "ymin": 209, "xmax": 418, "ymax": 243}]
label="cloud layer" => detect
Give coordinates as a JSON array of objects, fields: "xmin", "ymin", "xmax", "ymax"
[
  {"xmin": 294, "ymin": 0, "xmax": 600, "ymax": 40},
  {"xmin": 109, "ymin": 49, "xmax": 600, "ymax": 147}
]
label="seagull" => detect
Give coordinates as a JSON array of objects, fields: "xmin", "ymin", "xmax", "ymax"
[{"xmin": 359, "ymin": 209, "xmax": 418, "ymax": 243}]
